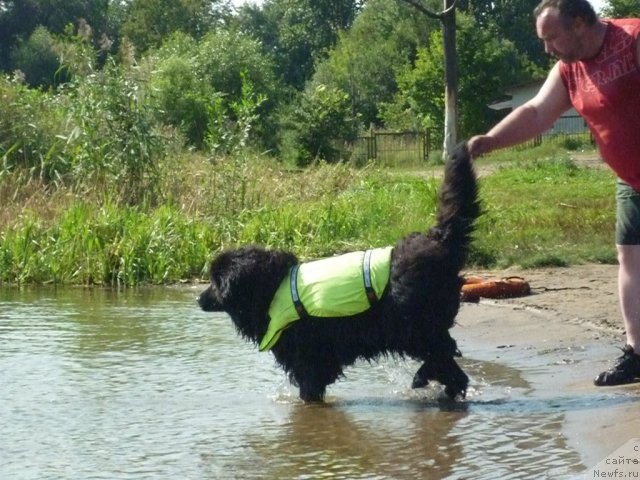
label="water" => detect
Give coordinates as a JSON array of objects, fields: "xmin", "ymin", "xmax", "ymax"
[{"xmin": 0, "ymin": 286, "xmax": 633, "ymax": 479}]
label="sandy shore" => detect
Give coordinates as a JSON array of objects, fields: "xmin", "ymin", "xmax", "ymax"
[
  {"xmin": 456, "ymin": 263, "xmax": 640, "ymax": 474},
  {"xmin": 463, "ymin": 263, "xmax": 624, "ymax": 334}
]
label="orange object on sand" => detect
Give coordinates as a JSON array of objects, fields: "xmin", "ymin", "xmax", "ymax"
[{"xmin": 461, "ymin": 275, "xmax": 531, "ymax": 302}]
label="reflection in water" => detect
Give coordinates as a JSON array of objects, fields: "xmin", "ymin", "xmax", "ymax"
[
  {"xmin": 0, "ymin": 286, "xmax": 632, "ymax": 479},
  {"xmin": 238, "ymin": 402, "xmax": 466, "ymax": 480}
]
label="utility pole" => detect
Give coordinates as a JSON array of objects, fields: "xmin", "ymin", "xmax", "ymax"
[
  {"xmin": 398, "ymin": 0, "xmax": 458, "ymax": 158},
  {"xmin": 441, "ymin": 0, "xmax": 457, "ymax": 159}
]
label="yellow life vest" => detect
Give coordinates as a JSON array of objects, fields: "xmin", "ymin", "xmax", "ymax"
[{"xmin": 259, "ymin": 247, "xmax": 393, "ymax": 351}]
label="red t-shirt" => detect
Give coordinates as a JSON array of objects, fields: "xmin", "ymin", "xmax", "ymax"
[{"xmin": 559, "ymin": 18, "xmax": 640, "ymax": 189}]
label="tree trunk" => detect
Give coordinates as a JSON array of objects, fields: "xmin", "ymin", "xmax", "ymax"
[{"xmin": 441, "ymin": 0, "xmax": 457, "ymax": 159}]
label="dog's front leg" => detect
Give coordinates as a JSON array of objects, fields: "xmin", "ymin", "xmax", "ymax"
[
  {"xmin": 411, "ymin": 362, "xmax": 432, "ymax": 389},
  {"xmin": 298, "ymin": 382, "xmax": 327, "ymax": 403},
  {"xmin": 291, "ymin": 366, "xmax": 340, "ymax": 403},
  {"xmin": 274, "ymin": 347, "xmax": 340, "ymax": 403}
]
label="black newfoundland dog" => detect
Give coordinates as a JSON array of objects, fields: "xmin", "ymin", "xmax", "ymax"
[{"xmin": 198, "ymin": 142, "xmax": 480, "ymax": 402}]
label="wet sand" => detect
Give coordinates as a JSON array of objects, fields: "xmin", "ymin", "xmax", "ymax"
[{"xmin": 457, "ymin": 263, "xmax": 640, "ymax": 473}]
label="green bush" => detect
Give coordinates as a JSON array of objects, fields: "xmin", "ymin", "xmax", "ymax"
[
  {"xmin": 0, "ymin": 75, "xmax": 69, "ymax": 180},
  {"xmin": 64, "ymin": 57, "xmax": 165, "ymax": 204},
  {"xmin": 10, "ymin": 26, "xmax": 65, "ymax": 88},
  {"xmin": 279, "ymin": 85, "xmax": 360, "ymax": 167}
]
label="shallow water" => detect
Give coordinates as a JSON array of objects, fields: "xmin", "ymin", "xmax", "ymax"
[{"xmin": 0, "ymin": 286, "xmax": 633, "ymax": 479}]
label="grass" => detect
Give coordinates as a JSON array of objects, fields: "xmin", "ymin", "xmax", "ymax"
[
  {"xmin": 0, "ymin": 143, "xmax": 618, "ymax": 286},
  {"xmin": 473, "ymin": 154, "xmax": 616, "ymax": 268}
]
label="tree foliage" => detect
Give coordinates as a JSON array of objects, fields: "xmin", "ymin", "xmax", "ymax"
[
  {"xmin": 312, "ymin": 0, "xmax": 437, "ymax": 127},
  {"xmin": 601, "ymin": 0, "xmax": 640, "ymax": 18},
  {"xmin": 463, "ymin": 0, "xmax": 549, "ymax": 69},
  {"xmin": 235, "ymin": 0, "xmax": 362, "ymax": 90},
  {"xmin": 119, "ymin": 0, "xmax": 227, "ymax": 53},
  {"xmin": 279, "ymin": 84, "xmax": 359, "ymax": 167},
  {"xmin": 10, "ymin": 26, "xmax": 61, "ymax": 88},
  {"xmin": 382, "ymin": 13, "xmax": 538, "ymax": 137},
  {"xmin": 0, "ymin": 0, "xmax": 110, "ymax": 69},
  {"xmin": 150, "ymin": 30, "xmax": 282, "ymax": 150}
]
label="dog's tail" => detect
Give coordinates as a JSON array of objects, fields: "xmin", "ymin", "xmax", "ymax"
[{"xmin": 431, "ymin": 141, "xmax": 480, "ymax": 270}]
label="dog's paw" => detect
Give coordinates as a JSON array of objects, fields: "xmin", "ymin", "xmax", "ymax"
[
  {"xmin": 413, "ymin": 358, "xmax": 468, "ymax": 399},
  {"xmin": 411, "ymin": 372, "xmax": 430, "ymax": 389},
  {"xmin": 444, "ymin": 383, "xmax": 467, "ymax": 400},
  {"xmin": 443, "ymin": 367, "xmax": 469, "ymax": 400}
]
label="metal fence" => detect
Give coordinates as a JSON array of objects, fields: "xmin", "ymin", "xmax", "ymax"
[
  {"xmin": 537, "ymin": 114, "xmax": 594, "ymax": 145},
  {"xmin": 349, "ymin": 130, "xmax": 432, "ymax": 166},
  {"xmin": 349, "ymin": 115, "xmax": 593, "ymax": 165}
]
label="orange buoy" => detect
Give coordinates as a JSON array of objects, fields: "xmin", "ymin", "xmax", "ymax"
[{"xmin": 461, "ymin": 275, "xmax": 531, "ymax": 302}]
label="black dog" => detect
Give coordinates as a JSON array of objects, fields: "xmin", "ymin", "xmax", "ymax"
[{"xmin": 198, "ymin": 142, "xmax": 480, "ymax": 402}]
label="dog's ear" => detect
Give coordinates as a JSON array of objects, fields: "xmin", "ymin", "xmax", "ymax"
[{"xmin": 208, "ymin": 252, "xmax": 238, "ymax": 303}]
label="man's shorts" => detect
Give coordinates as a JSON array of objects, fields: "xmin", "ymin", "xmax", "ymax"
[{"xmin": 616, "ymin": 179, "xmax": 640, "ymax": 245}]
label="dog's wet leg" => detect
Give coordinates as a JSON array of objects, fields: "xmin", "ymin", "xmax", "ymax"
[
  {"xmin": 293, "ymin": 364, "xmax": 343, "ymax": 403},
  {"xmin": 441, "ymin": 358, "xmax": 469, "ymax": 399},
  {"xmin": 298, "ymin": 382, "xmax": 326, "ymax": 403},
  {"xmin": 411, "ymin": 362, "xmax": 432, "ymax": 389},
  {"xmin": 411, "ymin": 357, "xmax": 468, "ymax": 399},
  {"xmin": 296, "ymin": 373, "xmax": 332, "ymax": 402}
]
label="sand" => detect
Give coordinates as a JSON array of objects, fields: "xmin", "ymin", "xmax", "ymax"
[{"xmin": 456, "ymin": 263, "xmax": 640, "ymax": 474}]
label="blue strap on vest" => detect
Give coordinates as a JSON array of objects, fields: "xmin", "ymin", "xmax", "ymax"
[
  {"xmin": 363, "ymin": 249, "xmax": 378, "ymax": 306},
  {"xmin": 289, "ymin": 264, "xmax": 308, "ymax": 318}
]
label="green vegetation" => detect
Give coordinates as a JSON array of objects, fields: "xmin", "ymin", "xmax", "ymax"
[
  {"xmin": 473, "ymin": 154, "xmax": 616, "ymax": 268},
  {"xmin": 0, "ymin": 142, "xmax": 618, "ymax": 286},
  {"xmin": 0, "ymin": 0, "xmax": 630, "ymax": 286}
]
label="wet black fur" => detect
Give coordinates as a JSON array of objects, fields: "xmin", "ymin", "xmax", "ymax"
[{"xmin": 198, "ymin": 142, "xmax": 480, "ymax": 402}]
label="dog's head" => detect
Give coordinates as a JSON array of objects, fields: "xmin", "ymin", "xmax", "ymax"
[{"xmin": 198, "ymin": 246, "xmax": 298, "ymax": 337}]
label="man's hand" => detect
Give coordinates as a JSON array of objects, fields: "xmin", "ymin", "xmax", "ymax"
[{"xmin": 468, "ymin": 135, "xmax": 496, "ymax": 158}]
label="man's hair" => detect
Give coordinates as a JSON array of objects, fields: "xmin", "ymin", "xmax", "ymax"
[{"xmin": 534, "ymin": 0, "xmax": 598, "ymax": 28}]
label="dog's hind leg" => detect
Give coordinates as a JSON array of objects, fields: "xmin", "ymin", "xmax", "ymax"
[
  {"xmin": 411, "ymin": 344, "xmax": 462, "ymax": 389},
  {"xmin": 412, "ymin": 356, "xmax": 469, "ymax": 399}
]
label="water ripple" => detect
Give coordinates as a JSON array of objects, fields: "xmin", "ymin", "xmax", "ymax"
[{"xmin": 0, "ymin": 286, "xmax": 631, "ymax": 479}]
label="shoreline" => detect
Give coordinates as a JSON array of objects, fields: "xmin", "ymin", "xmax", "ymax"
[{"xmin": 458, "ymin": 263, "xmax": 640, "ymax": 473}]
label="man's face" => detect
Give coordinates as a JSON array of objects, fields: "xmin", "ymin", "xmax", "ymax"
[{"xmin": 536, "ymin": 7, "xmax": 584, "ymax": 63}]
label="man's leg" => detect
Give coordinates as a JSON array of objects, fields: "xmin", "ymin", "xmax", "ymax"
[
  {"xmin": 594, "ymin": 180, "xmax": 640, "ymax": 386},
  {"xmin": 618, "ymin": 244, "xmax": 640, "ymax": 351}
]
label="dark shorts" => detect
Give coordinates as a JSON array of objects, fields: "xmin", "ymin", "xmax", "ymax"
[{"xmin": 616, "ymin": 179, "xmax": 640, "ymax": 245}]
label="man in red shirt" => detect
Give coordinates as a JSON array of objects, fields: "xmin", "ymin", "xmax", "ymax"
[{"xmin": 469, "ymin": 0, "xmax": 640, "ymax": 386}]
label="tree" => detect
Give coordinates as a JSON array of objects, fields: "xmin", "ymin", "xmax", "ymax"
[
  {"xmin": 10, "ymin": 26, "xmax": 61, "ymax": 88},
  {"xmin": 383, "ymin": 13, "xmax": 534, "ymax": 140},
  {"xmin": 278, "ymin": 84, "xmax": 359, "ymax": 166},
  {"xmin": 150, "ymin": 29, "xmax": 282, "ymax": 150},
  {"xmin": 119, "ymin": 0, "xmax": 227, "ymax": 53},
  {"xmin": 0, "ymin": 0, "xmax": 110, "ymax": 70},
  {"xmin": 463, "ymin": 0, "xmax": 548, "ymax": 69},
  {"xmin": 398, "ymin": 0, "xmax": 458, "ymax": 157},
  {"xmin": 235, "ymin": 0, "xmax": 362, "ymax": 90},
  {"xmin": 312, "ymin": 0, "xmax": 438, "ymax": 128},
  {"xmin": 148, "ymin": 34, "xmax": 214, "ymax": 148},
  {"xmin": 601, "ymin": 0, "xmax": 640, "ymax": 18}
]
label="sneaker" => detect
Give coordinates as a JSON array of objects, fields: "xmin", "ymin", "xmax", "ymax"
[{"xmin": 594, "ymin": 345, "xmax": 640, "ymax": 386}]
